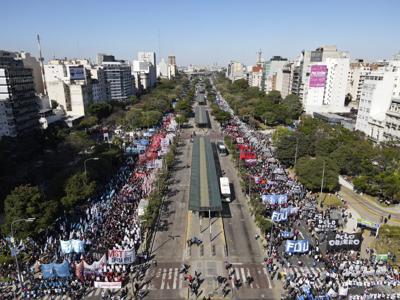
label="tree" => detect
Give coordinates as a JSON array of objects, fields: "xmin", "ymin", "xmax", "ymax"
[
  {"xmin": 141, "ymin": 110, "xmax": 162, "ymax": 128},
  {"xmin": 175, "ymin": 115, "xmax": 188, "ymax": 125},
  {"xmin": 2, "ymin": 185, "xmax": 59, "ymax": 236},
  {"xmin": 282, "ymin": 94, "xmax": 303, "ymax": 120},
  {"xmin": 272, "ymin": 126, "xmax": 292, "ymax": 144},
  {"xmin": 214, "ymin": 110, "xmax": 231, "ymax": 124},
  {"xmin": 88, "ymin": 103, "xmax": 113, "ymax": 120},
  {"xmin": 266, "ymin": 90, "xmax": 282, "ymax": 104},
  {"xmin": 295, "ymin": 156, "xmax": 339, "ymax": 192},
  {"xmin": 62, "ymin": 172, "xmax": 96, "ymax": 209},
  {"xmin": 78, "ymin": 116, "xmax": 98, "ymax": 129}
]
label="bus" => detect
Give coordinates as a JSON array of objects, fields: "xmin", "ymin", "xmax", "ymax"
[{"xmin": 220, "ymin": 177, "xmax": 231, "ymax": 202}]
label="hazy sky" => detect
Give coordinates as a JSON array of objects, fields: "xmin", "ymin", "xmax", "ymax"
[{"xmin": 1, "ymin": 0, "xmax": 399, "ymax": 66}]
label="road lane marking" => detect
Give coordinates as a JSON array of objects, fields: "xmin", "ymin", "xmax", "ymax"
[
  {"xmin": 173, "ymin": 268, "xmax": 178, "ymax": 289},
  {"xmin": 160, "ymin": 268, "xmax": 167, "ymax": 289},
  {"xmin": 263, "ymin": 267, "xmax": 272, "ymax": 288}
]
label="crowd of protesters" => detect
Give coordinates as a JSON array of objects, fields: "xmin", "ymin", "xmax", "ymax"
[
  {"xmin": 0, "ymin": 116, "xmax": 176, "ymax": 299},
  {"xmin": 213, "ymin": 86, "xmax": 400, "ymax": 299}
]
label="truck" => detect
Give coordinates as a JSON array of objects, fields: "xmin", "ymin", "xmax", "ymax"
[{"xmin": 220, "ymin": 177, "xmax": 231, "ymax": 202}]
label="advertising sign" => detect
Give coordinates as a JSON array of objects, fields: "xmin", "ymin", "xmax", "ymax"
[
  {"xmin": 309, "ymin": 65, "xmax": 327, "ymax": 88},
  {"xmin": 69, "ymin": 66, "xmax": 85, "ymax": 80},
  {"xmin": 285, "ymin": 240, "xmax": 309, "ymax": 253},
  {"xmin": 327, "ymin": 232, "xmax": 362, "ymax": 251},
  {"xmin": 108, "ymin": 249, "xmax": 136, "ymax": 264}
]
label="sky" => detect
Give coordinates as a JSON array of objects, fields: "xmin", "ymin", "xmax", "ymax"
[{"xmin": 1, "ymin": 0, "xmax": 399, "ymax": 66}]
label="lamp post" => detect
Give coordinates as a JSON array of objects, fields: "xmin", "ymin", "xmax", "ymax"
[
  {"xmin": 11, "ymin": 218, "xmax": 36, "ymax": 289},
  {"xmin": 84, "ymin": 157, "xmax": 99, "ymax": 175}
]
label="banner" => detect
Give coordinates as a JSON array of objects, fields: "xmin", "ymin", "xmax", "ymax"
[
  {"xmin": 41, "ymin": 260, "xmax": 71, "ymax": 279},
  {"xmin": 261, "ymin": 194, "xmax": 287, "ymax": 205},
  {"xmin": 327, "ymin": 232, "xmax": 362, "ymax": 251},
  {"xmin": 60, "ymin": 239, "xmax": 85, "ymax": 254},
  {"xmin": 94, "ymin": 281, "xmax": 122, "ymax": 289},
  {"xmin": 84, "ymin": 254, "xmax": 107, "ymax": 275},
  {"xmin": 271, "ymin": 210, "xmax": 288, "ymax": 222},
  {"xmin": 240, "ymin": 151, "xmax": 256, "ymax": 160},
  {"xmin": 285, "ymin": 240, "xmax": 309, "ymax": 254},
  {"xmin": 280, "ymin": 230, "xmax": 294, "ymax": 239},
  {"xmin": 315, "ymin": 216, "xmax": 337, "ymax": 232},
  {"xmin": 108, "ymin": 249, "xmax": 136, "ymax": 264},
  {"xmin": 375, "ymin": 254, "xmax": 388, "ymax": 262},
  {"xmin": 53, "ymin": 261, "xmax": 70, "ymax": 278}
]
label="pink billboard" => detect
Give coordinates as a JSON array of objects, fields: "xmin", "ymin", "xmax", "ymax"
[{"xmin": 309, "ymin": 65, "xmax": 327, "ymax": 88}]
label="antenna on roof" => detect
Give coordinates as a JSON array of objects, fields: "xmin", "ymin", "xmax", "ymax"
[
  {"xmin": 257, "ymin": 49, "xmax": 262, "ymax": 65},
  {"xmin": 37, "ymin": 34, "xmax": 48, "ymax": 96}
]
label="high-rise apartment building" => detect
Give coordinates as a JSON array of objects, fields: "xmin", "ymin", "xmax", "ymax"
[
  {"xmin": 264, "ymin": 56, "xmax": 288, "ymax": 93},
  {"xmin": 0, "ymin": 50, "xmax": 39, "ymax": 137},
  {"xmin": 45, "ymin": 59, "xmax": 92, "ymax": 116},
  {"xmin": 303, "ymin": 56, "xmax": 350, "ymax": 114},
  {"xmin": 355, "ymin": 56, "xmax": 400, "ymax": 143},
  {"xmin": 102, "ymin": 60, "xmax": 134, "ymax": 101},
  {"xmin": 15, "ymin": 52, "xmax": 44, "ymax": 94}
]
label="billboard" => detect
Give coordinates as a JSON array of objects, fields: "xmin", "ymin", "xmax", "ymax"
[
  {"xmin": 69, "ymin": 66, "xmax": 85, "ymax": 80},
  {"xmin": 309, "ymin": 65, "xmax": 327, "ymax": 88}
]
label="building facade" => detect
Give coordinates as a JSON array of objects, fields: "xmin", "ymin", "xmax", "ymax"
[
  {"xmin": 15, "ymin": 51, "xmax": 44, "ymax": 95},
  {"xmin": 226, "ymin": 61, "xmax": 246, "ymax": 82},
  {"xmin": 45, "ymin": 59, "xmax": 92, "ymax": 116},
  {"xmin": 102, "ymin": 60, "xmax": 134, "ymax": 101},
  {"xmin": 0, "ymin": 50, "xmax": 39, "ymax": 137},
  {"xmin": 355, "ymin": 56, "xmax": 400, "ymax": 143}
]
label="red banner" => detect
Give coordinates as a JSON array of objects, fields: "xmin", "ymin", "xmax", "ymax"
[{"xmin": 240, "ymin": 151, "xmax": 256, "ymax": 160}]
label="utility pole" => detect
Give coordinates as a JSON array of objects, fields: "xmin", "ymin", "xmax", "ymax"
[{"xmin": 320, "ymin": 160, "xmax": 326, "ymax": 199}]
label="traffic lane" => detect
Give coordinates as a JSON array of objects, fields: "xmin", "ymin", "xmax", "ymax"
[
  {"xmin": 340, "ymin": 187, "xmax": 399, "ymax": 224},
  {"xmin": 220, "ymin": 155, "xmax": 262, "ymax": 263},
  {"xmin": 151, "ymin": 129, "xmax": 192, "ymax": 261}
]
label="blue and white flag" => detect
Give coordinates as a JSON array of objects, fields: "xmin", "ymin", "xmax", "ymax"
[
  {"xmin": 285, "ymin": 240, "xmax": 310, "ymax": 254},
  {"xmin": 261, "ymin": 194, "xmax": 287, "ymax": 205}
]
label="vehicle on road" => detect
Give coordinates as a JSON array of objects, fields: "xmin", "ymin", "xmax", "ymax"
[
  {"xmin": 220, "ymin": 177, "xmax": 231, "ymax": 202},
  {"xmin": 217, "ymin": 141, "xmax": 227, "ymax": 155}
]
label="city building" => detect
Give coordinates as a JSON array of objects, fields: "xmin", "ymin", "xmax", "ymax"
[
  {"xmin": 275, "ymin": 63, "xmax": 293, "ymax": 98},
  {"xmin": 0, "ymin": 50, "xmax": 39, "ymax": 137},
  {"xmin": 355, "ymin": 55, "xmax": 400, "ymax": 143},
  {"xmin": 133, "ymin": 51, "xmax": 157, "ymax": 88},
  {"xmin": 157, "ymin": 58, "xmax": 169, "ymax": 79},
  {"xmin": 168, "ymin": 55, "xmax": 177, "ymax": 79},
  {"xmin": 303, "ymin": 56, "xmax": 350, "ymax": 114},
  {"xmin": 102, "ymin": 59, "xmax": 134, "ymax": 101},
  {"xmin": 15, "ymin": 51, "xmax": 44, "ymax": 94},
  {"xmin": 264, "ymin": 56, "xmax": 288, "ymax": 93},
  {"xmin": 293, "ymin": 45, "xmax": 349, "ymax": 101},
  {"xmin": 44, "ymin": 59, "xmax": 92, "ymax": 117},
  {"xmin": 249, "ymin": 65, "xmax": 264, "ymax": 89},
  {"xmin": 88, "ymin": 66, "xmax": 108, "ymax": 102},
  {"xmin": 226, "ymin": 61, "xmax": 246, "ymax": 82}
]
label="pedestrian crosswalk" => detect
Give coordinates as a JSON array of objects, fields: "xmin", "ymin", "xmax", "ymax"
[
  {"xmin": 142, "ymin": 264, "xmax": 273, "ymax": 291},
  {"xmin": 228, "ymin": 265, "xmax": 272, "ymax": 289},
  {"xmin": 282, "ymin": 266, "xmax": 325, "ymax": 277},
  {"xmin": 84, "ymin": 288, "xmax": 121, "ymax": 298}
]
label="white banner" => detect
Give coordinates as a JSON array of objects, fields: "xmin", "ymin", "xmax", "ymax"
[
  {"xmin": 108, "ymin": 249, "xmax": 135, "ymax": 264},
  {"xmin": 94, "ymin": 281, "xmax": 122, "ymax": 289}
]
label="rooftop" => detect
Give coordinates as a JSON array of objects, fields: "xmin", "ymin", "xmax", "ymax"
[{"xmin": 189, "ymin": 136, "xmax": 222, "ymax": 212}]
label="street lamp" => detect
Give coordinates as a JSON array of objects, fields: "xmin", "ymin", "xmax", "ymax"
[
  {"xmin": 11, "ymin": 218, "xmax": 36, "ymax": 289},
  {"xmin": 84, "ymin": 157, "xmax": 99, "ymax": 175}
]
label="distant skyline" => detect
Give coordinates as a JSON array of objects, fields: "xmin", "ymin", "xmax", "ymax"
[{"xmin": 1, "ymin": 0, "xmax": 399, "ymax": 66}]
